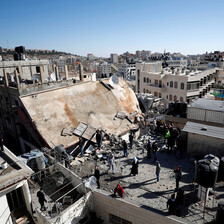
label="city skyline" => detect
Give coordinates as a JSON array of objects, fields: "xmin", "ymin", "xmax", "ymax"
[{"xmin": 1, "ymin": 0, "xmax": 224, "ymax": 57}]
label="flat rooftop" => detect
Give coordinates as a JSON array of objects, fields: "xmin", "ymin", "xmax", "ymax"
[
  {"xmin": 0, "ymin": 146, "xmax": 33, "ymax": 192},
  {"xmin": 71, "ymin": 126, "xmax": 223, "ymax": 224},
  {"xmin": 189, "ymin": 98, "xmax": 224, "ymax": 112},
  {"xmin": 183, "ymin": 121, "xmax": 224, "ymax": 140}
]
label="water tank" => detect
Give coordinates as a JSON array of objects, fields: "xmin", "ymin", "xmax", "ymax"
[
  {"xmin": 196, "ymin": 159, "xmax": 218, "ymax": 188},
  {"xmin": 216, "ymin": 201, "xmax": 224, "ymax": 224},
  {"xmin": 36, "ymin": 154, "xmax": 46, "ymax": 170},
  {"xmin": 204, "ymin": 154, "xmax": 220, "ymax": 167},
  {"xmin": 175, "ymin": 102, "xmax": 181, "ymax": 114},
  {"xmin": 218, "ymin": 157, "xmax": 224, "ymax": 181}
]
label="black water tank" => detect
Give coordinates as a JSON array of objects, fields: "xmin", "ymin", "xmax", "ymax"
[
  {"xmin": 14, "ymin": 52, "xmax": 21, "ymax": 61},
  {"xmin": 175, "ymin": 102, "xmax": 181, "ymax": 114},
  {"xmin": 15, "ymin": 46, "xmax": 25, "ymax": 54},
  {"xmin": 218, "ymin": 157, "xmax": 224, "ymax": 181},
  {"xmin": 216, "ymin": 201, "xmax": 224, "ymax": 224},
  {"xmin": 196, "ymin": 159, "xmax": 218, "ymax": 188},
  {"xmin": 180, "ymin": 102, "xmax": 187, "ymax": 114}
]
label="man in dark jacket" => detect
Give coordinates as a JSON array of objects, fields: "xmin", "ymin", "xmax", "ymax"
[
  {"xmin": 37, "ymin": 188, "xmax": 47, "ymax": 211},
  {"xmin": 129, "ymin": 132, "xmax": 134, "ymax": 149},
  {"xmin": 94, "ymin": 165, "xmax": 100, "ymax": 189},
  {"xmin": 96, "ymin": 130, "xmax": 102, "ymax": 150},
  {"xmin": 79, "ymin": 137, "xmax": 84, "ymax": 157},
  {"xmin": 122, "ymin": 140, "xmax": 128, "ymax": 157},
  {"xmin": 167, "ymin": 194, "xmax": 177, "ymax": 215},
  {"xmin": 174, "ymin": 165, "xmax": 182, "ymax": 191}
]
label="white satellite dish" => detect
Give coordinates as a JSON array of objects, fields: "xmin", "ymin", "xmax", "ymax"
[
  {"xmin": 50, "ymin": 72, "xmax": 56, "ymax": 81},
  {"xmin": 109, "ymin": 75, "xmax": 119, "ymax": 87}
]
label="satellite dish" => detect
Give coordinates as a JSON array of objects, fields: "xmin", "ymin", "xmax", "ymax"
[
  {"xmin": 85, "ymin": 176, "xmax": 97, "ymax": 190},
  {"xmin": 50, "ymin": 72, "xmax": 56, "ymax": 81},
  {"xmin": 109, "ymin": 75, "xmax": 119, "ymax": 87}
]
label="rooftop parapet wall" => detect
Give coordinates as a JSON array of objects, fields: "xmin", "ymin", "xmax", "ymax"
[{"xmin": 93, "ymin": 190, "xmax": 192, "ymax": 224}]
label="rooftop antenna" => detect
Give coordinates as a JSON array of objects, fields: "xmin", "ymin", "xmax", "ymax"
[{"xmin": 109, "ymin": 75, "xmax": 119, "ymax": 87}]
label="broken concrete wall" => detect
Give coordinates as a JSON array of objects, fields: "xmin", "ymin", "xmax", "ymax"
[
  {"xmin": 53, "ymin": 163, "xmax": 85, "ymax": 194},
  {"xmin": 35, "ymin": 191, "xmax": 93, "ymax": 224},
  {"xmin": 93, "ymin": 190, "xmax": 188, "ymax": 224},
  {"xmin": 20, "ymin": 78, "xmax": 141, "ymax": 149}
]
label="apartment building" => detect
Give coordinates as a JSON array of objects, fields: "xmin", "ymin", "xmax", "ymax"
[
  {"xmin": 97, "ymin": 62, "xmax": 111, "ymax": 78},
  {"xmin": 136, "ymin": 50, "xmax": 151, "ymax": 60},
  {"xmin": 118, "ymin": 63, "xmax": 136, "ymax": 80},
  {"xmin": 136, "ymin": 62, "xmax": 216, "ymax": 103},
  {"xmin": 110, "ymin": 53, "xmax": 118, "ymax": 63}
]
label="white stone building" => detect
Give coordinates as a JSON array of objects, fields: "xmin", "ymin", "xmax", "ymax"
[
  {"xmin": 110, "ymin": 54, "xmax": 118, "ymax": 63},
  {"xmin": 136, "ymin": 62, "xmax": 216, "ymax": 104},
  {"xmin": 97, "ymin": 62, "xmax": 111, "ymax": 78},
  {"xmin": 136, "ymin": 50, "xmax": 151, "ymax": 60},
  {"xmin": 118, "ymin": 63, "xmax": 136, "ymax": 80},
  {"xmin": 0, "ymin": 146, "xmax": 33, "ymax": 223}
]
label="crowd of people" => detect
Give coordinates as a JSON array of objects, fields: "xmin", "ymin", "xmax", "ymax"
[{"xmin": 76, "ymin": 121, "xmax": 185, "ymax": 216}]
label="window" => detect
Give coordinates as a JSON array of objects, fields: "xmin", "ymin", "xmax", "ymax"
[
  {"xmin": 154, "ymin": 92, "xmax": 158, "ymax": 97},
  {"xmin": 166, "ymin": 95, "xmax": 168, "ymax": 99},
  {"xmin": 159, "ymin": 93, "xmax": 162, "ymax": 98},
  {"xmin": 170, "ymin": 81, "xmax": 173, "ymax": 88},
  {"xmin": 180, "ymin": 97, "xmax": 184, "ymax": 102},
  {"xmin": 36, "ymin": 66, "xmax": 40, "ymax": 73},
  {"xmin": 147, "ymin": 78, "xmax": 149, "ymax": 83},
  {"xmin": 159, "ymin": 80, "xmax": 162, "ymax": 87},
  {"xmin": 174, "ymin": 81, "xmax": 178, "ymax": 88},
  {"xmin": 167, "ymin": 82, "xmax": 169, "ymax": 86},
  {"xmin": 181, "ymin": 83, "xmax": 185, "ymax": 90},
  {"xmin": 149, "ymin": 91, "xmax": 151, "ymax": 94},
  {"xmin": 150, "ymin": 79, "xmax": 151, "ymax": 83},
  {"xmin": 169, "ymin": 94, "xmax": 172, "ymax": 101},
  {"xmin": 174, "ymin": 95, "xmax": 177, "ymax": 101},
  {"xmin": 143, "ymin": 77, "xmax": 146, "ymax": 82},
  {"xmin": 155, "ymin": 79, "xmax": 158, "ymax": 85}
]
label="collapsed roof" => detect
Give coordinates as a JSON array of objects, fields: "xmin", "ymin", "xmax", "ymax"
[{"xmin": 20, "ymin": 78, "xmax": 141, "ymax": 148}]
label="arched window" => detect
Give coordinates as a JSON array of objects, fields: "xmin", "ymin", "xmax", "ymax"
[
  {"xmin": 174, "ymin": 95, "xmax": 177, "ymax": 102},
  {"xmin": 174, "ymin": 81, "xmax": 178, "ymax": 89},
  {"xmin": 169, "ymin": 94, "xmax": 172, "ymax": 101},
  {"xmin": 180, "ymin": 97, "xmax": 184, "ymax": 102},
  {"xmin": 170, "ymin": 81, "xmax": 173, "ymax": 88},
  {"xmin": 147, "ymin": 78, "xmax": 149, "ymax": 83},
  {"xmin": 143, "ymin": 77, "xmax": 146, "ymax": 82},
  {"xmin": 143, "ymin": 88, "xmax": 145, "ymax": 93},
  {"xmin": 181, "ymin": 83, "xmax": 185, "ymax": 90}
]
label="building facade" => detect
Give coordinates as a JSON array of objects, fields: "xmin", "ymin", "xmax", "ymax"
[
  {"xmin": 136, "ymin": 62, "xmax": 216, "ymax": 103},
  {"xmin": 118, "ymin": 63, "xmax": 136, "ymax": 80},
  {"xmin": 110, "ymin": 54, "xmax": 118, "ymax": 64},
  {"xmin": 136, "ymin": 50, "xmax": 151, "ymax": 60},
  {"xmin": 97, "ymin": 62, "xmax": 111, "ymax": 78}
]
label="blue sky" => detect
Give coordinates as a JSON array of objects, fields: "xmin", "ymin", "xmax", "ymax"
[{"xmin": 0, "ymin": 0, "xmax": 224, "ymax": 57}]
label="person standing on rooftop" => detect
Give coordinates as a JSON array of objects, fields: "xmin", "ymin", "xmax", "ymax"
[
  {"xmin": 155, "ymin": 160, "xmax": 161, "ymax": 183},
  {"xmin": 122, "ymin": 140, "xmax": 128, "ymax": 157}
]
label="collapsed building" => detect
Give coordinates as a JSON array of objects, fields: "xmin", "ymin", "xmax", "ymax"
[{"xmin": 0, "ymin": 59, "xmax": 141, "ymax": 155}]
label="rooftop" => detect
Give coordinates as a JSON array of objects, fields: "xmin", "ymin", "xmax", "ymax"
[
  {"xmin": 182, "ymin": 121, "xmax": 224, "ymax": 139},
  {"xmin": 189, "ymin": 98, "xmax": 224, "ymax": 112},
  {"xmin": 0, "ymin": 146, "xmax": 33, "ymax": 192},
  {"xmin": 71, "ymin": 126, "xmax": 222, "ymax": 224},
  {"xmin": 20, "ymin": 78, "xmax": 141, "ymax": 149}
]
